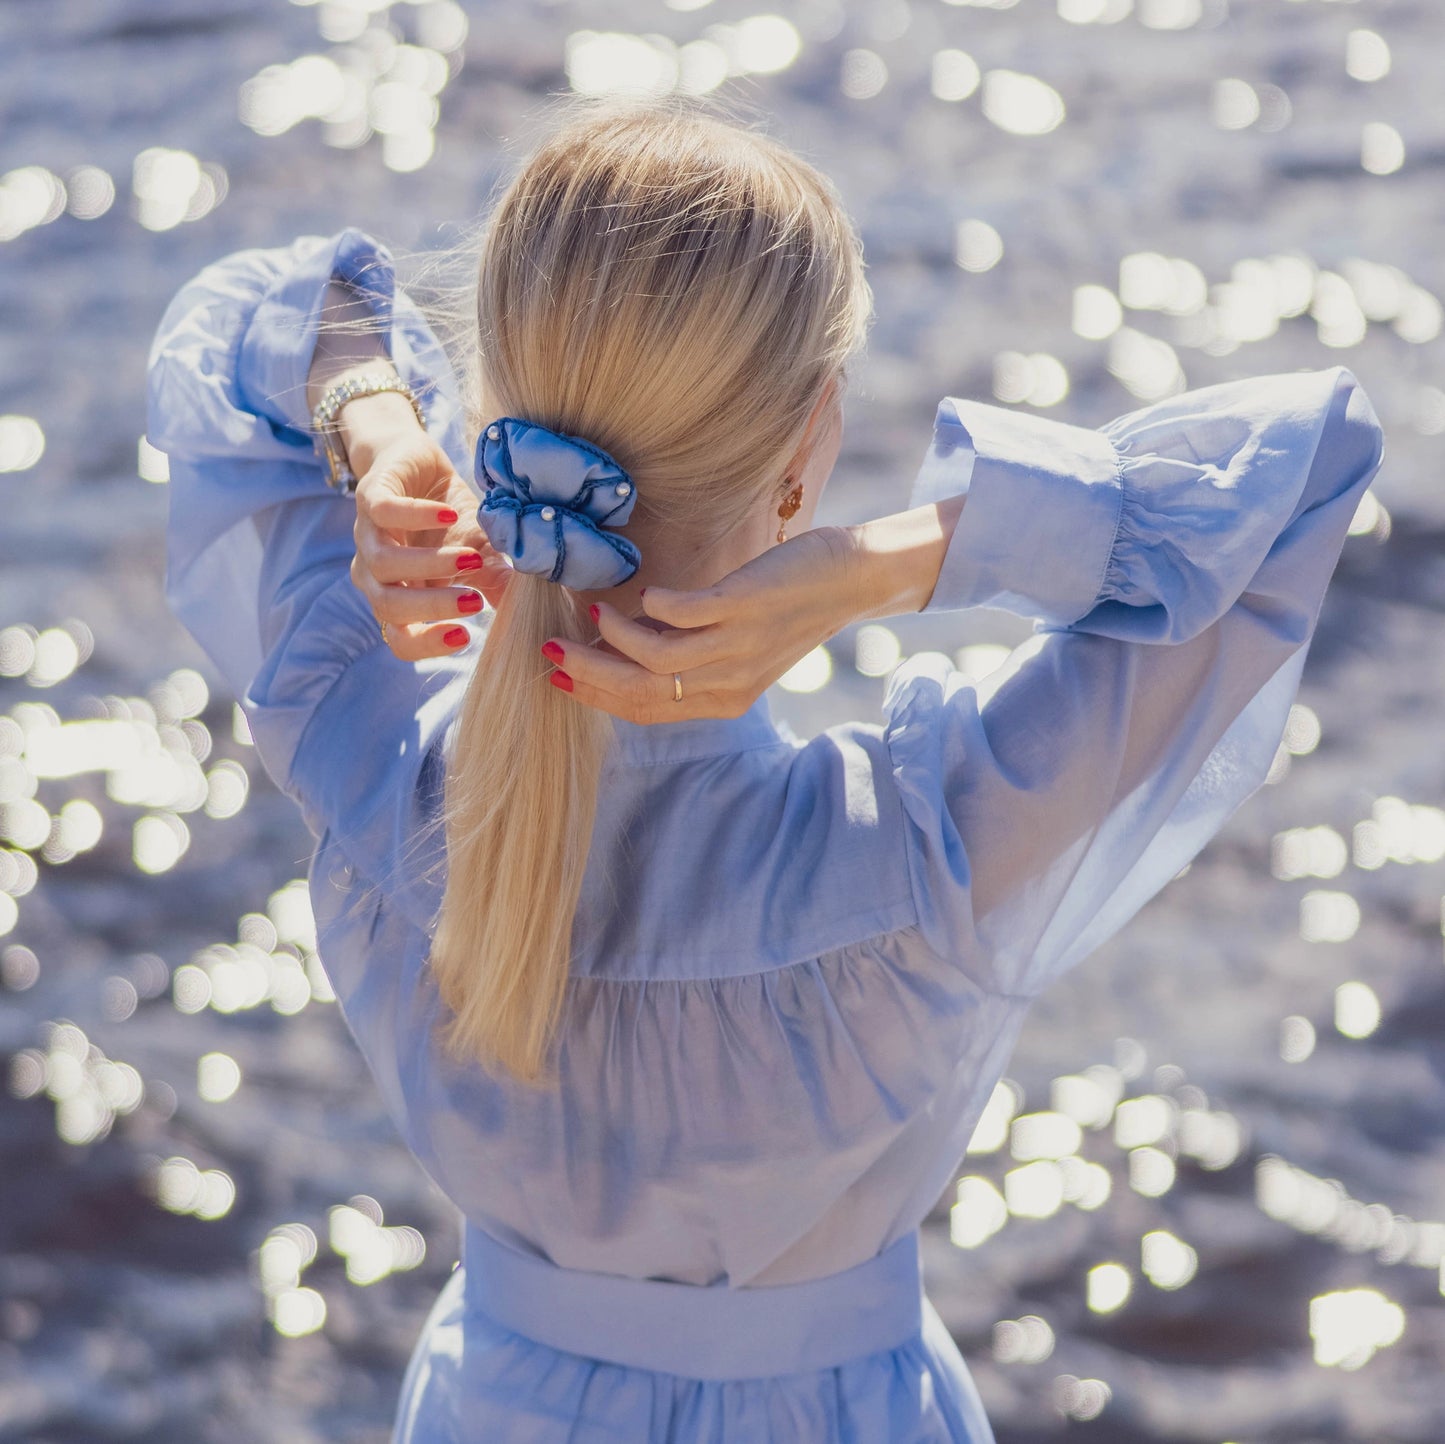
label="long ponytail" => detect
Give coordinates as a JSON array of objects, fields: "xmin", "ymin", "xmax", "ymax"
[
  {"xmin": 424, "ymin": 95, "xmax": 871, "ymax": 1088},
  {"xmin": 430, "ymin": 571, "xmax": 608, "ymax": 1088}
]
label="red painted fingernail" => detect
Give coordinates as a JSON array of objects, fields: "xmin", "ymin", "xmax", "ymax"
[
  {"xmin": 458, "ymin": 590, "xmax": 483, "ymax": 614},
  {"xmin": 550, "ymin": 670, "xmax": 573, "ymax": 692},
  {"xmin": 588, "ymin": 604, "xmax": 600, "ymax": 623},
  {"xmin": 639, "ymin": 587, "xmax": 648, "ymax": 598},
  {"xmin": 443, "ymin": 626, "xmax": 469, "ymax": 647},
  {"xmin": 541, "ymin": 640, "xmax": 565, "ymax": 664},
  {"xmin": 455, "ymin": 552, "xmax": 484, "ymax": 571},
  {"xmin": 436, "ymin": 507, "xmax": 459, "ymax": 524}
]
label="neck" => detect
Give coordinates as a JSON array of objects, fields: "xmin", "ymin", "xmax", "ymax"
[{"xmin": 575, "ymin": 507, "xmax": 775, "ymax": 621}]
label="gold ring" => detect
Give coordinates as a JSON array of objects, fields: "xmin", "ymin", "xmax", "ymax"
[
  {"xmin": 380, "ymin": 619, "xmax": 389, "ymax": 646},
  {"xmin": 672, "ymin": 671, "xmax": 683, "ymax": 703}
]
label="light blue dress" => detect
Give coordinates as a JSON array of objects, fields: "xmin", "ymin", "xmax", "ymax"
[{"xmin": 144, "ymin": 227, "xmax": 1386, "ymax": 1444}]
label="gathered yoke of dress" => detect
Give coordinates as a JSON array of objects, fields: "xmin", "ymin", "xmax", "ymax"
[{"xmin": 145, "ymin": 228, "xmax": 1385, "ymax": 1444}]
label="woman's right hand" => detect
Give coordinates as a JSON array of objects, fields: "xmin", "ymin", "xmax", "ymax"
[
  {"xmin": 349, "ymin": 429, "xmax": 513, "ymax": 660},
  {"xmin": 547, "ymin": 525, "xmax": 865, "ymax": 723}
]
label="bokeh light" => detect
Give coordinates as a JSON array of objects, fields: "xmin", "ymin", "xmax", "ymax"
[
  {"xmin": 1310, "ymin": 1289, "xmax": 1404, "ymax": 1369},
  {"xmin": 0, "ymin": 416, "xmax": 45, "ymax": 473},
  {"xmin": 1005, "ymin": 1160, "xmax": 1066, "ymax": 1219},
  {"xmin": 968, "ymin": 1079, "xmax": 1023, "ymax": 1154},
  {"xmin": 1345, "ymin": 30, "xmax": 1390, "ymax": 83},
  {"xmin": 776, "ymin": 645, "xmax": 833, "ymax": 694},
  {"xmin": 1053, "ymin": 1375, "xmax": 1112, "ymax": 1422},
  {"xmin": 854, "ymin": 624, "xmax": 902, "ymax": 678},
  {"xmin": 840, "ymin": 49, "xmax": 888, "ymax": 100},
  {"xmin": 1086, "ymin": 1262, "xmax": 1132, "ymax": 1313},
  {"xmin": 931, "ymin": 49, "xmax": 980, "ymax": 102},
  {"xmin": 992, "ymin": 1313, "xmax": 1055, "ymax": 1363},
  {"xmin": 64, "ymin": 164, "xmax": 115, "ymax": 220},
  {"xmin": 981, "ymin": 70, "xmax": 1065, "ymax": 135},
  {"xmin": 198, "ymin": 1051, "xmax": 243, "ymax": 1103},
  {"xmin": 1141, "ymin": 1229, "xmax": 1198, "ymax": 1289},
  {"xmin": 0, "ymin": 167, "xmax": 66, "ymax": 242},
  {"xmin": 951, "ymin": 1175, "xmax": 1009, "ymax": 1248},
  {"xmin": 6, "ymin": 2, "xmax": 1440, "ymax": 1434},
  {"xmin": 1361, "ymin": 122, "xmax": 1405, "ymax": 175},
  {"xmin": 1280, "ymin": 1014, "xmax": 1317, "ymax": 1064},
  {"xmin": 1334, "ymin": 981, "xmax": 1381, "ymax": 1040},
  {"xmin": 954, "ymin": 219, "xmax": 1003, "ymax": 273}
]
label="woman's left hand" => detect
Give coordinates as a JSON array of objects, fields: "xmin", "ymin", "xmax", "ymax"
[{"xmin": 543, "ymin": 527, "xmax": 862, "ymax": 722}]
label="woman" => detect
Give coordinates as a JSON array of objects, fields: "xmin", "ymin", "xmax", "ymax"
[{"xmin": 146, "ymin": 97, "xmax": 1385, "ymax": 1443}]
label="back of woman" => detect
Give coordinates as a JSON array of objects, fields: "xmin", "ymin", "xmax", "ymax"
[{"xmin": 145, "ymin": 96, "xmax": 1385, "ymax": 1443}]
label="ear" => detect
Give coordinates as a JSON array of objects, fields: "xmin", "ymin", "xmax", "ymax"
[{"xmin": 782, "ymin": 375, "xmax": 841, "ymax": 486}]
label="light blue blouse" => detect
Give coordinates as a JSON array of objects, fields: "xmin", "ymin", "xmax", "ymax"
[{"xmin": 145, "ymin": 228, "xmax": 1385, "ymax": 1444}]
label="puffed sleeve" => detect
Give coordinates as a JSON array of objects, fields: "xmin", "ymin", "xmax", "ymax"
[
  {"xmin": 886, "ymin": 365, "xmax": 1385, "ymax": 998},
  {"xmin": 144, "ymin": 228, "xmax": 474, "ymax": 925}
]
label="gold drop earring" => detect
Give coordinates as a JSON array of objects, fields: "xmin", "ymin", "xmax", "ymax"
[{"xmin": 776, "ymin": 483, "xmax": 803, "ymax": 544}]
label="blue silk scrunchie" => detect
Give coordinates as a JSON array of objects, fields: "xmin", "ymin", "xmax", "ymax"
[{"xmin": 474, "ymin": 417, "xmax": 642, "ymax": 590}]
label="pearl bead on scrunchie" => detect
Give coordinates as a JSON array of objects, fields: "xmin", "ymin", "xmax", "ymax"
[{"xmin": 474, "ymin": 417, "xmax": 642, "ymax": 590}]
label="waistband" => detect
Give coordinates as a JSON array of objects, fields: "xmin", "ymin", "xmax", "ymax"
[{"xmin": 460, "ymin": 1222, "xmax": 925, "ymax": 1381}]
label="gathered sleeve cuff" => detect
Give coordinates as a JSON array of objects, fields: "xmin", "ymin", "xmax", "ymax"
[
  {"xmin": 234, "ymin": 227, "xmax": 405, "ymax": 441},
  {"xmin": 907, "ymin": 371, "xmax": 1380, "ymax": 647},
  {"xmin": 909, "ymin": 398, "xmax": 1123, "ymax": 626}
]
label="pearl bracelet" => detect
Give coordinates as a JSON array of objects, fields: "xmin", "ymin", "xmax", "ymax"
[{"xmin": 310, "ymin": 371, "xmax": 426, "ymax": 493}]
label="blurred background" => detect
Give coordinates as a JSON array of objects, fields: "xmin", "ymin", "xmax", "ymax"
[{"xmin": 2, "ymin": 0, "xmax": 1443, "ymax": 1439}]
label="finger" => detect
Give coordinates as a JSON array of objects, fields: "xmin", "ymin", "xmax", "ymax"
[
  {"xmin": 442, "ymin": 483, "xmax": 486, "ymax": 548},
  {"xmin": 364, "ymin": 535, "xmax": 489, "ymax": 584},
  {"xmin": 382, "ymin": 618, "xmax": 478, "ymax": 662},
  {"xmin": 354, "ymin": 500, "xmax": 442, "ymax": 558},
  {"xmin": 638, "ymin": 584, "xmax": 731, "ymax": 629},
  {"xmin": 546, "ymin": 664, "xmax": 709, "ymax": 725},
  {"xmin": 371, "ymin": 582, "xmax": 487, "ymax": 626},
  {"xmin": 354, "ymin": 530, "xmax": 509, "ymax": 612},
  {"xmin": 541, "ymin": 639, "xmax": 734, "ymax": 717},
  {"xmin": 407, "ymin": 545, "xmax": 506, "ymax": 577},
  {"xmin": 591, "ymin": 600, "xmax": 729, "ymax": 673},
  {"xmin": 362, "ymin": 488, "xmax": 471, "ymax": 534},
  {"xmin": 358, "ymin": 509, "xmax": 466, "ymax": 559},
  {"xmin": 412, "ymin": 552, "xmax": 510, "ymax": 610},
  {"xmin": 350, "ymin": 552, "xmax": 491, "ymax": 617},
  {"xmin": 472, "ymin": 556, "xmax": 513, "ymax": 610}
]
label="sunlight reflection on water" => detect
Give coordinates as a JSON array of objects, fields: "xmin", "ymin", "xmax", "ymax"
[{"xmin": 2, "ymin": 0, "xmax": 1442, "ymax": 1436}]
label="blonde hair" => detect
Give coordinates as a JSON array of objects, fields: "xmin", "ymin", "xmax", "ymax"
[{"xmin": 409, "ymin": 95, "xmax": 871, "ymax": 1088}]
